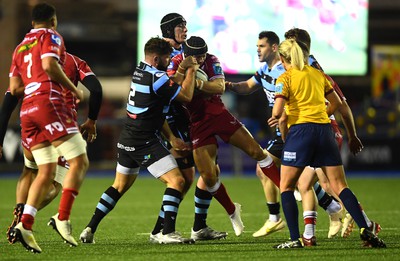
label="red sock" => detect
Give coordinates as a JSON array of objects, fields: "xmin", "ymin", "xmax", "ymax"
[
  {"xmin": 21, "ymin": 214, "xmax": 34, "ymax": 230},
  {"xmin": 260, "ymin": 162, "xmax": 280, "ymax": 187},
  {"xmin": 212, "ymin": 183, "xmax": 235, "ymax": 215},
  {"xmin": 58, "ymin": 188, "xmax": 79, "ymax": 221}
]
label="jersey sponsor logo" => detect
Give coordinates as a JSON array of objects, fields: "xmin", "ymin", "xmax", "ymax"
[
  {"xmin": 51, "ymin": 34, "xmax": 62, "ymax": 46},
  {"xmin": 283, "ymin": 151, "xmax": 296, "ymax": 161},
  {"xmin": 275, "ymin": 83, "xmax": 283, "ymax": 94},
  {"xmin": 133, "ymin": 71, "xmax": 143, "ymax": 77},
  {"xmin": 141, "ymin": 154, "xmax": 152, "ymax": 164},
  {"xmin": 24, "ymin": 82, "xmax": 41, "ymax": 95},
  {"xmin": 117, "ymin": 142, "xmax": 136, "ymax": 152},
  {"xmin": 17, "ymin": 39, "xmax": 38, "ymax": 53},
  {"xmin": 264, "ymin": 89, "xmax": 275, "ymax": 105},
  {"xmin": 49, "ymin": 46, "xmax": 60, "ymax": 52},
  {"xmin": 20, "ymin": 105, "xmax": 39, "ymax": 116},
  {"xmin": 155, "ymin": 72, "xmax": 165, "ymax": 78}
]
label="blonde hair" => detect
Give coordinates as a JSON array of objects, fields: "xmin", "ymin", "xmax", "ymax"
[{"xmin": 278, "ymin": 39, "xmax": 305, "ymax": 70}]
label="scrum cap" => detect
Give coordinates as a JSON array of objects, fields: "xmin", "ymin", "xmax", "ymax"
[
  {"xmin": 160, "ymin": 13, "xmax": 186, "ymax": 39},
  {"xmin": 183, "ymin": 36, "xmax": 208, "ymax": 56}
]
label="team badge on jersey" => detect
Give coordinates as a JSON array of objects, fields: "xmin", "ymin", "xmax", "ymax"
[
  {"xmin": 212, "ymin": 63, "xmax": 223, "ymax": 75},
  {"xmin": 275, "ymin": 82, "xmax": 283, "ymax": 94},
  {"xmin": 51, "ymin": 34, "xmax": 62, "ymax": 45}
]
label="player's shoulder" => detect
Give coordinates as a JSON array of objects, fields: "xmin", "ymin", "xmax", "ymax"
[{"xmin": 206, "ymin": 53, "xmax": 220, "ymax": 63}]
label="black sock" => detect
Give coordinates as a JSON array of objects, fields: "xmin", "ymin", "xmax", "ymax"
[
  {"xmin": 339, "ymin": 188, "xmax": 368, "ymax": 229},
  {"xmin": 193, "ymin": 186, "xmax": 212, "ymax": 231},
  {"xmin": 87, "ymin": 186, "xmax": 121, "ymax": 233},
  {"xmin": 267, "ymin": 202, "xmax": 280, "ymax": 215},
  {"xmin": 151, "ymin": 205, "xmax": 164, "ymax": 235},
  {"xmin": 162, "ymin": 188, "xmax": 182, "ymax": 235},
  {"xmin": 281, "ymin": 191, "xmax": 300, "ymax": 241}
]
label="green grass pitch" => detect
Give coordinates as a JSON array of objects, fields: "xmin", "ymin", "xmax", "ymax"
[{"xmin": 1, "ymin": 176, "xmax": 399, "ymax": 260}]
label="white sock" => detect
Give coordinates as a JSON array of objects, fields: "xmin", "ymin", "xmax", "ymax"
[{"xmin": 326, "ymin": 200, "xmax": 342, "ymax": 215}]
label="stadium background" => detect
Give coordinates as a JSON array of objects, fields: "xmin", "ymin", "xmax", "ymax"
[{"xmin": 0, "ymin": 0, "xmax": 399, "ymax": 175}]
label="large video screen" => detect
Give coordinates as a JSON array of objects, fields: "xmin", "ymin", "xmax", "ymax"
[{"xmin": 138, "ymin": 0, "xmax": 368, "ymax": 75}]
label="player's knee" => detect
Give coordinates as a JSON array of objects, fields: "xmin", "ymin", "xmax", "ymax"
[{"xmin": 247, "ymin": 145, "xmax": 266, "ymax": 161}]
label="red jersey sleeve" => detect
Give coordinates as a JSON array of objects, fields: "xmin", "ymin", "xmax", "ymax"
[
  {"xmin": 167, "ymin": 54, "xmax": 183, "ymax": 77},
  {"xmin": 324, "ymin": 73, "xmax": 346, "ymax": 101}
]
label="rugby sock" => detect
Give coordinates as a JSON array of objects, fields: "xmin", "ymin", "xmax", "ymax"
[
  {"xmin": 162, "ymin": 188, "xmax": 182, "ymax": 235},
  {"xmin": 21, "ymin": 204, "xmax": 37, "ymax": 230},
  {"xmin": 303, "ymin": 210, "xmax": 317, "ymax": 239},
  {"xmin": 258, "ymin": 157, "xmax": 280, "ymax": 187},
  {"xmin": 339, "ymin": 188, "xmax": 368, "ymax": 229},
  {"xmin": 58, "ymin": 188, "xmax": 79, "ymax": 220},
  {"xmin": 151, "ymin": 205, "xmax": 164, "ymax": 235},
  {"xmin": 267, "ymin": 202, "xmax": 281, "ymax": 222},
  {"xmin": 314, "ymin": 182, "xmax": 342, "ymax": 214},
  {"xmin": 207, "ymin": 180, "xmax": 235, "ymax": 215},
  {"xmin": 281, "ymin": 191, "xmax": 301, "ymax": 241},
  {"xmin": 193, "ymin": 186, "xmax": 213, "ymax": 231},
  {"xmin": 314, "ymin": 182, "xmax": 332, "ymax": 210},
  {"xmin": 87, "ymin": 186, "xmax": 121, "ymax": 233}
]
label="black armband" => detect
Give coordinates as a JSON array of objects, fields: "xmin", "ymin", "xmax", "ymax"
[{"xmin": 81, "ymin": 75, "xmax": 103, "ymax": 120}]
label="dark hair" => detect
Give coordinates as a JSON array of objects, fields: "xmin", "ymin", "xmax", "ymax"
[
  {"xmin": 32, "ymin": 3, "xmax": 56, "ymax": 22},
  {"xmin": 144, "ymin": 37, "xmax": 172, "ymax": 56},
  {"xmin": 183, "ymin": 36, "xmax": 208, "ymax": 56},
  {"xmin": 258, "ymin": 31, "xmax": 280, "ymax": 46},
  {"xmin": 160, "ymin": 13, "xmax": 186, "ymax": 39},
  {"xmin": 284, "ymin": 28, "xmax": 311, "ymax": 52}
]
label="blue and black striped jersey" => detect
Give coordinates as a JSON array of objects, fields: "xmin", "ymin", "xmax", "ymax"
[{"xmin": 121, "ymin": 61, "xmax": 181, "ymax": 138}]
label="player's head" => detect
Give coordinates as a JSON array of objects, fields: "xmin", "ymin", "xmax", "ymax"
[
  {"xmin": 257, "ymin": 31, "xmax": 280, "ymax": 63},
  {"xmin": 144, "ymin": 37, "xmax": 173, "ymax": 71},
  {"xmin": 183, "ymin": 36, "xmax": 207, "ymax": 65},
  {"xmin": 279, "ymin": 39, "xmax": 306, "ymax": 71},
  {"xmin": 160, "ymin": 13, "xmax": 187, "ymax": 44},
  {"xmin": 284, "ymin": 28, "xmax": 311, "ymax": 53},
  {"xmin": 32, "ymin": 3, "xmax": 57, "ymax": 29}
]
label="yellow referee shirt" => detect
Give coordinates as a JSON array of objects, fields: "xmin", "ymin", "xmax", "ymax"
[{"xmin": 275, "ymin": 65, "xmax": 333, "ymax": 128}]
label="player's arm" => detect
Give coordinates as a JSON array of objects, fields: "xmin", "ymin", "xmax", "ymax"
[
  {"xmin": 325, "ymin": 90, "xmax": 342, "ymax": 116},
  {"xmin": 337, "ymin": 99, "xmax": 363, "ymax": 155},
  {"xmin": 171, "ymin": 56, "xmax": 197, "ymax": 85},
  {"xmin": 175, "ymin": 67, "xmax": 196, "ymax": 103},
  {"xmin": 79, "ymin": 75, "xmax": 103, "ymax": 143},
  {"xmin": 270, "ymin": 97, "xmax": 288, "ymax": 141},
  {"xmin": 0, "ymin": 92, "xmax": 19, "ymax": 158},
  {"xmin": 9, "ymin": 76, "xmax": 25, "ymax": 97},
  {"xmin": 225, "ymin": 78, "xmax": 261, "ymax": 95},
  {"xmin": 42, "ymin": 57, "xmax": 83, "ymax": 101},
  {"xmin": 196, "ymin": 78, "xmax": 225, "ymax": 95},
  {"xmin": 161, "ymin": 121, "xmax": 191, "ymax": 151}
]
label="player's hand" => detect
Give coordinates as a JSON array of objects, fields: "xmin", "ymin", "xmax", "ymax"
[
  {"xmin": 180, "ymin": 56, "xmax": 197, "ymax": 69},
  {"xmin": 267, "ymin": 116, "xmax": 278, "ymax": 127},
  {"xmin": 75, "ymin": 89, "xmax": 84, "ymax": 103},
  {"xmin": 80, "ymin": 118, "xmax": 97, "ymax": 143},
  {"xmin": 348, "ymin": 136, "xmax": 363, "ymax": 155},
  {"xmin": 170, "ymin": 137, "xmax": 192, "ymax": 151},
  {"xmin": 225, "ymin": 81, "xmax": 233, "ymax": 90}
]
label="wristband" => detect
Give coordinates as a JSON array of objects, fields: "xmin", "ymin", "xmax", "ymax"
[{"xmin": 176, "ymin": 70, "xmax": 184, "ymax": 76}]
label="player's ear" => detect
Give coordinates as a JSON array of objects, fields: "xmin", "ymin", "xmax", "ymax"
[{"xmin": 154, "ymin": 56, "xmax": 159, "ymax": 66}]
